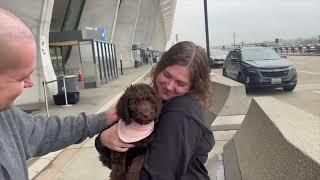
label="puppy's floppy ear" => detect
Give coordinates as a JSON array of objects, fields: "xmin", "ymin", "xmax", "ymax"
[
  {"xmin": 116, "ymin": 94, "xmax": 131, "ymax": 123},
  {"xmin": 123, "ymin": 99, "xmax": 131, "ymax": 122}
]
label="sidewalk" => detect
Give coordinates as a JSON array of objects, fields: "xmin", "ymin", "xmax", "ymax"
[{"xmin": 27, "ymin": 65, "xmax": 153, "ymax": 180}]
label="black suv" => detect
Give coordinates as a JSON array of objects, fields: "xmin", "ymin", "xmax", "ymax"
[{"xmin": 223, "ymin": 47, "xmax": 297, "ymax": 91}]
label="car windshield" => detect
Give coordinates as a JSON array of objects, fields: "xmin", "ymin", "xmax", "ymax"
[{"xmin": 242, "ymin": 48, "xmax": 281, "ymax": 61}]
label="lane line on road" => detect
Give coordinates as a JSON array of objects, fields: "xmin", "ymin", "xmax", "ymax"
[
  {"xmin": 297, "ymin": 70, "xmax": 320, "ymax": 75},
  {"xmin": 297, "ymin": 84, "xmax": 320, "ymax": 87},
  {"xmin": 297, "ymin": 84, "xmax": 320, "ymax": 89},
  {"xmin": 295, "ymin": 84, "xmax": 320, "ymax": 91},
  {"xmin": 293, "ymin": 61, "xmax": 305, "ymax": 65}
]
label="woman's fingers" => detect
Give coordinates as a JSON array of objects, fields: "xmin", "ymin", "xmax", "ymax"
[
  {"xmin": 116, "ymin": 141, "xmax": 135, "ymax": 149},
  {"xmin": 100, "ymin": 123, "xmax": 134, "ymax": 152}
]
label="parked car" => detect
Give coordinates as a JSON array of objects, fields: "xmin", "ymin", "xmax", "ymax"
[
  {"xmin": 222, "ymin": 46, "xmax": 297, "ymax": 91},
  {"xmin": 209, "ymin": 49, "xmax": 228, "ymax": 68}
]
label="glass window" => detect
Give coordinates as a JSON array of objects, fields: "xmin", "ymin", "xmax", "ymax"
[{"xmin": 242, "ymin": 48, "xmax": 281, "ymax": 61}]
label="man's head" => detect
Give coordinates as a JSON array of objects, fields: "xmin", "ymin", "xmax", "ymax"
[{"xmin": 0, "ymin": 8, "xmax": 36, "ymax": 111}]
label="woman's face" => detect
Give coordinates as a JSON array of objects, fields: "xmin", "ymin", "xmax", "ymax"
[{"xmin": 155, "ymin": 64, "xmax": 191, "ymax": 101}]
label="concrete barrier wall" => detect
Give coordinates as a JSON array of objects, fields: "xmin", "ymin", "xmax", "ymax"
[
  {"xmin": 209, "ymin": 75, "xmax": 251, "ymax": 131},
  {"xmin": 209, "ymin": 75, "xmax": 251, "ymax": 116},
  {"xmin": 224, "ymin": 97, "xmax": 320, "ymax": 180}
]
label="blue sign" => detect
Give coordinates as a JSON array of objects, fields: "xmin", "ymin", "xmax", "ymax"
[{"xmin": 98, "ymin": 27, "xmax": 107, "ymax": 42}]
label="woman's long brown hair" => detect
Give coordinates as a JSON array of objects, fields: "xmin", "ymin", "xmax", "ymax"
[{"xmin": 150, "ymin": 41, "xmax": 211, "ymax": 110}]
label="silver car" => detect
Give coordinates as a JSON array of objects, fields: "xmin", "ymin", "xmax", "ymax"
[{"xmin": 209, "ymin": 49, "xmax": 228, "ymax": 68}]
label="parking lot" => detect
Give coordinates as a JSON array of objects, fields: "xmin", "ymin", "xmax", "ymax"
[{"xmin": 211, "ymin": 55, "xmax": 320, "ymax": 117}]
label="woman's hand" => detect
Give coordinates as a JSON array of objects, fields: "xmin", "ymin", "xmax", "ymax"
[{"xmin": 99, "ymin": 123, "xmax": 135, "ymax": 152}]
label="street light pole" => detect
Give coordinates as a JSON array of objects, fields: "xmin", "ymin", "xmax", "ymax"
[{"xmin": 203, "ymin": 0, "xmax": 210, "ymax": 60}]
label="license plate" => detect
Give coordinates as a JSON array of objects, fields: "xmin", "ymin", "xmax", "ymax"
[{"xmin": 271, "ymin": 78, "xmax": 282, "ymax": 84}]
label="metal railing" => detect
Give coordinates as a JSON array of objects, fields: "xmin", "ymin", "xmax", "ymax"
[
  {"xmin": 42, "ymin": 75, "xmax": 74, "ymax": 117},
  {"xmin": 274, "ymin": 44, "xmax": 320, "ymax": 55}
]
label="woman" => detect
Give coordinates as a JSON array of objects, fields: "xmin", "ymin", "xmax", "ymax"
[{"xmin": 99, "ymin": 41, "xmax": 215, "ymax": 179}]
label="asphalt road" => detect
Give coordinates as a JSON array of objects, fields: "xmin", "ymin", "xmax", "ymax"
[{"xmin": 211, "ymin": 56, "xmax": 320, "ymax": 117}]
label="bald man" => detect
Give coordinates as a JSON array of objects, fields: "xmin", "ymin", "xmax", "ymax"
[{"xmin": 0, "ymin": 8, "xmax": 120, "ymax": 180}]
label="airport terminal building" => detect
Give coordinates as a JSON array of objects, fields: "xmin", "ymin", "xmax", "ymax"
[{"xmin": 1, "ymin": 0, "xmax": 176, "ymax": 106}]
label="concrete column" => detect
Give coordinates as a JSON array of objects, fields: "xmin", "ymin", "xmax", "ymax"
[
  {"xmin": 144, "ymin": 0, "xmax": 154, "ymax": 46},
  {"xmin": 113, "ymin": 0, "xmax": 141, "ymax": 68},
  {"xmin": 143, "ymin": 0, "xmax": 151, "ymax": 46},
  {"xmin": 131, "ymin": 0, "xmax": 143, "ymax": 44},
  {"xmin": 110, "ymin": 0, "xmax": 121, "ymax": 43},
  {"xmin": 0, "ymin": 0, "xmax": 57, "ymax": 105},
  {"xmin": 151, "ymin": 2, "xmax": 166, "ymax": 51},
  {"xmin": 146, "ymin": 0, "xmax": 158, "ymax": 47},
  {"xmin": 133, "ymin": 0, "xmax": 150, "ymax": 47},
  {"xmin": 132, "ymin": 0, "xmax": 167, "ymax": 51}
]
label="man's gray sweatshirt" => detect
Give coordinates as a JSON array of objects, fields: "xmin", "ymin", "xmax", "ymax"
[{"xmin": 0, "ymin": 107, "xmax": 109, "ymax": 180}]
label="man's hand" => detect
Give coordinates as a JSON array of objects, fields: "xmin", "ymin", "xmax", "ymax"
[
  {"xmin": 99, "ymin": 123, "xmax": 134, "ymax": 152},
  {"xmin": 105, "ymin": 106, "xmax": 119, "ymax": 125}
]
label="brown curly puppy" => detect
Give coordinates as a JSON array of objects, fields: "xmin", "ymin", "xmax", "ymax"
[{"xmin": 95, "ymin": 83, "xmax": 161, "ymax": 180}]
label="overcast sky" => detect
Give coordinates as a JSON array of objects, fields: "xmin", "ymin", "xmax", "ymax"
[{"xmin": 169, "ymin": 0, "xmax": 320, "ymax": 48}]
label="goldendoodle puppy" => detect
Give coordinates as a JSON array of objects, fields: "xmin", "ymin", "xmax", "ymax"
[{"xmin": 95, "ymin": 83, "xmax": 161, "ymax": 180}]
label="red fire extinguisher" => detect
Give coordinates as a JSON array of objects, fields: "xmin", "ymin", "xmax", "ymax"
[{"xmin": 78, "ymin": 69, "xmax": 84, "ymax": 81}]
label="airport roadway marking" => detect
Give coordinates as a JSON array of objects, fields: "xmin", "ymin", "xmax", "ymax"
[{"xmin": 297, "ymin": 70, "xmax": 320, "ymax": 75}]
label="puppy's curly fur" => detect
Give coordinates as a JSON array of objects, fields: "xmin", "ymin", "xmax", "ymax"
[{"xmin": 96, "ymin": 83, "xmax": 161, "ymax": 180}]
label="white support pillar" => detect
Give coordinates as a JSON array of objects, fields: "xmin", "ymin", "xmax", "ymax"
[
  {"xmin": 130, "ymin": 0, "xmax": 142, "ymax": 65},
  {"xmin": 110, "ymin": 0, "xmax": 121, "ymax": 43}
]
